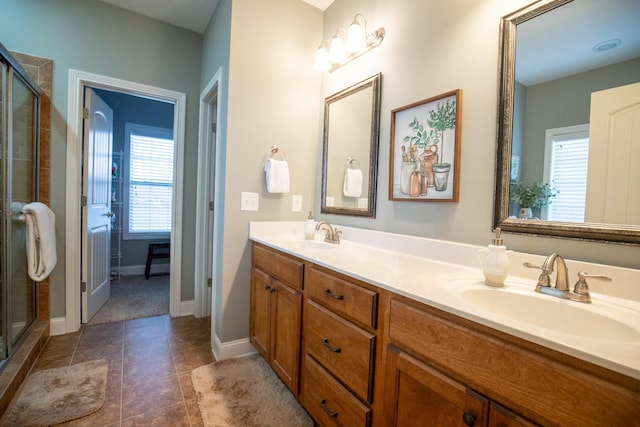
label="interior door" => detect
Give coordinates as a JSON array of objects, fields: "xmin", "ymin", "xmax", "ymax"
[
  {"xmin": 81, "ymin": 88, "xmax": 114, "ymax": 323},
  {"xmin": 585, "ymin": 82, "xmax": 640, "ymax": 224}
]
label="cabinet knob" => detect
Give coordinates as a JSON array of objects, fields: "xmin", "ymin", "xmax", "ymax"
[
  {"xmin": 324, "ymin": 289, "xmax": 344, "ymax": 300},
  {"xmin": 320, "ymin": 399, "xmax": 338, "ymax": 418},
  {"xmin": 264, "ymin": 285, "xmax": 272, "ymax": 291},
  {"xmin": 462, "ymin": 412, "xmax": 477, "ymax": 426},
  {"xmin": 321, "ymin": 338, "xmax": 341, "ymax": 353}
]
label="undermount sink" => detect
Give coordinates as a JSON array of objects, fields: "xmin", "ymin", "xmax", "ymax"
[{"xmin": 443, "ymin": 280, "xmax": 640, "ymax": 344}]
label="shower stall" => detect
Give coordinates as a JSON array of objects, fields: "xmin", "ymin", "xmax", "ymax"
[{"xmin": 0, "ymin": 43, "xmax": 41, "ymax": 368}]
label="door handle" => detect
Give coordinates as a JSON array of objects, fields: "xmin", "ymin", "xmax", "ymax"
[{"xmin": 104, "ymin": 211, "xmax": 115, "ymax": 218}]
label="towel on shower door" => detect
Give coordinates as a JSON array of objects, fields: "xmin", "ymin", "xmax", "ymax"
[
  {"xmin": 264, "ymin": 158, "xmax": 290, "ymax": 193},
  {"xmin": 343, "ymin": 168, "xmax": 363, "ymax": 198},
  {"xmin": 21, "ymin": 202, "xmax": 57, "ymax": 282}
]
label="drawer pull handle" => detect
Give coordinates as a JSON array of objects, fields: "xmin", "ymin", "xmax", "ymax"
[
  {"xmin": 324, "ymin": 289, "xmax": 344, "ymax": 300},
  {"xmin": 320, "ymin": 399, "xmax": 338, "ymax": 418},
  {"xmin": 322, "ymin": 338, "xmax": 341, "ymax": 353},
  {"xmin": 462, "ymin": 412, "xmax": 477, "ymax": 426}
]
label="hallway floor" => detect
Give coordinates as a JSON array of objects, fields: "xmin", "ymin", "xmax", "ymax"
[{"xmin": 29, "ymin": 314, "xmax": 214, "ymax": 426}]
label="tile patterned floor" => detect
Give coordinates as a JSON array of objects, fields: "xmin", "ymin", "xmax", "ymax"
[{"xmin": 30, "ymin": 315, "xmax": 214, "ymax": 426}]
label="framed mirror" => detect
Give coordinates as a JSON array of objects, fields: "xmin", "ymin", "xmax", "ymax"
[
  {"xmin": 494, "ymin": 0, "xmax": 640, "ymax": 244},
  {"xmin": 321, "ymin": 73, "xmax": 382, "ymax": 217}
]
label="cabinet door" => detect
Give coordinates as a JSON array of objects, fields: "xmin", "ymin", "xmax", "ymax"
[
  {"xmin": 250, "ymin": 267, "xmax": 271, "ymax": 359},
  {"xmin": 383, "ymin": 345, "xmax": 489, "ymax": 427},
  {"xmin": 270, "ymin": 278, "xmax": 303, "ymax": 394}
]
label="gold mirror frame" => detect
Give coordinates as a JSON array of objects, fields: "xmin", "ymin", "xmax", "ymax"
[
  {"xmin": 493, "ymin": 0, "xmax": 640, "ymax": 245},
  {"xmin": 321, "ymin": 73, "xmax": 382, "ymax": 217}
]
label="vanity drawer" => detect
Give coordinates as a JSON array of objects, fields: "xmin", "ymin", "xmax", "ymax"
[
  {"xmin": 302, "ymin": 354, "xmax": 371, "ymax": 427},
  {"xmin": 305, "ymin": 299, "xmax": 376, "ymax": 403},
  {"xmin": 307, "ymin": 265, "xmax": 378, "ymax": 329},
  {"xmin": 252, "ymin": 243, "xmax": 304, "ymax": 289}
]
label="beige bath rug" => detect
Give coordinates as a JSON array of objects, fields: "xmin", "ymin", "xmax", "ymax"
[
  {"xmin": 191, "ymin": 354, "xmax": 313, "ymax": 426},
  {"xmin": 1, "ymin": 359, "xmax": 108, "ymax": 427}
]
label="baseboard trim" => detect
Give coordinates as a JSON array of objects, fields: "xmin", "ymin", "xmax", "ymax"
[
  {"xmin": 115, "ymin": 263, "xmax": 170, "ymax": 277},
  {"xmin": 50, "ymin": 317, "xmax": 67, "ymax": 336},
  {"xmin": 212, "ymin": 334, "xmax": 256, "ymax": 361},
  {"xmin": 180, "ymin": 300, "xmax": 194, "ymax": 316}
]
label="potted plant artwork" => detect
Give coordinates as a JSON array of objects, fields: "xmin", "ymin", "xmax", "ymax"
[
  {"xmin": 510, "ymin": 181, "xmax": 556, "ymax": 218},
  {"xmin": 390, "ymin": 89, "xmax": 462, "ymax": 202}
]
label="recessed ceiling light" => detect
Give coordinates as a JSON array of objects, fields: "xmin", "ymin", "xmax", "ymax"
[{"xmin": 593, "ymin": 39, "xmax": 622, "ymax": 52}]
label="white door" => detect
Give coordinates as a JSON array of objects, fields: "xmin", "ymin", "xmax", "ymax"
[
  {"xmin": 585, "ymin": 82, "xmax": 640, "ymax": 225},
  {"xmin": 81, "ymin": 88, "xmax": 114, "ymax": 323}
]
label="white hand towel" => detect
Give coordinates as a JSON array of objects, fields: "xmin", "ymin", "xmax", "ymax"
[
  {"xmin": 264, "ymin": 159, "xmax": 290, "ymax": 193},
  {"xmin": 20, "ymin": 202, "xmax": 57, "ymax": 282},
  {"xmin": 343, "ymin": 168, "xmax": 363, "ymax": 198}
]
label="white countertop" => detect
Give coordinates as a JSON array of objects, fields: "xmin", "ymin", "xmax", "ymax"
[{"xmin": 249, "ymin": 221, "xmax": 640, "ymax": 381}]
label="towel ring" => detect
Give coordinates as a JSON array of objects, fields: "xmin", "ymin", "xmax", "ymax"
[
  {"xmin": 268, "ymin": 145, "xmax": 287, "ymax": 161},
  {"xmin": 346, "ymin": 157, "xmax": 360, "ymax": 170}
]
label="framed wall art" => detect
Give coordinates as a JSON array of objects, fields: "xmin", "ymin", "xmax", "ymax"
[{"xmin": 389, "ymin": 89, "xmax": 462, "ymax": 202}]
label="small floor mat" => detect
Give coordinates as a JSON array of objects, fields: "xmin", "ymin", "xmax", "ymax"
[
  {"xmin": 192, "ymin": 354, "xmax": 313, "ymax": 426},
  {"xmin": 1, "ymin": 359, "xmax": 108, "ymax": 427}
]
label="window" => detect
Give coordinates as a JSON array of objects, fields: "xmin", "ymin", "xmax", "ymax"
[
  {"xmin": 543, "ymin": 124, "xmax": 589, "ymax": 223},
  {"xmin": 124, "ymin": 123, "xmax": 174, "ymax": 240}
]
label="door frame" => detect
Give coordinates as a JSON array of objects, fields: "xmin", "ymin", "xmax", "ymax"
[
  {"xmin": 194, "ymin": 67, "xmax": 223, "ymax": 329},
  {"xmin": 65, "ymin": 69, "xmax": 186, "ymax": 333}
]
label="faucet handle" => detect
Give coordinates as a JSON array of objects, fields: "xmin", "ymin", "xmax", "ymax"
[
  {"xmin": 573, "ymin": 271, "xmax": 612, "ymax": 296},
  {"xmin": 523, "ymin": 262, "xmax": 551, "ymax": 288}
]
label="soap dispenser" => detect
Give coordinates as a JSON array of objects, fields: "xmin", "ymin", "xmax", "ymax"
[
  {"xmin": 478, "ymin": 228, "xmax": 511, "ymax": 287},
  {"xmin": 304, "ymin": 211, "xmax": 316, "ymax": 240}
]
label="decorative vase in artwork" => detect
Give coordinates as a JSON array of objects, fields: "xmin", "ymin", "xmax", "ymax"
[
  {"xmin": 400, "ymin": 161, "xmax": 416, "ymax": 194},
  {"xmin": 432, "ymin": 163, "xmax": 450, "ymax": 192},
  {"xmin": 421, "ymin": 145, "xmax": 438, "ymax": 187},
  {"xmin": 518, "ymin": 207, "xmax": 533, "ymax": 219}
]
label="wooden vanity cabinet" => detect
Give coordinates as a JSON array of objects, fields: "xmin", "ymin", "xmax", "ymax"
[
  {"xmin": 383, "ymin": 295, "xmax": 639, "ymax": 426},
  {"xmin": 250, "ymin": 243, "xmax": 304, "ymax": 395}
]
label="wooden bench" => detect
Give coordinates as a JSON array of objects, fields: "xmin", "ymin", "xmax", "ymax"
[{"xmin": 145, "ymin": 242, "xmax": 170, "ymax": 279}]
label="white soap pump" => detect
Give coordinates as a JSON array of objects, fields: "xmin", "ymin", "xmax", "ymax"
[
  {"xmin": 478, "ymin": 228, "xmax": 512, "ymax": 287},
  {"xmin": 304, "ymin": 211, "xmax": 316, "ymax": 240}
]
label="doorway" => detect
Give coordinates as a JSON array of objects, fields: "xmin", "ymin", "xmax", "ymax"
[
  {"xmin": 65, "ymin": 69, "xmax": 186, "ymax": 334},
  {"xmin": 87, "ymin": 88, "xmax": 175, "ymax": 324}
]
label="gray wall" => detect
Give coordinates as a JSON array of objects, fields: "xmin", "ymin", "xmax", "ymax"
[{"xmin": 0, "ymin": 0, "xmax": 202, "ymax": 316}]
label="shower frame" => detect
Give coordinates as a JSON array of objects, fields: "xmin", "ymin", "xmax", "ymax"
[{"xmin": 0, "ymin": 42, "xmax": 42, "ymax": 368}]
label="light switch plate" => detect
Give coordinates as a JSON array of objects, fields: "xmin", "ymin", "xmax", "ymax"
[
  {"xmin": 292, "ymin": 195, "xmax": 302, "ymax": 212},
  {"xmin": 241, "ymin": 192, "xmax": 259, "ymax": 211}
]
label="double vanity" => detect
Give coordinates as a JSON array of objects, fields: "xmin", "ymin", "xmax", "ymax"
[{"xmin": 249, "ymin": 221, "xmax": 639, "ymax": 426}]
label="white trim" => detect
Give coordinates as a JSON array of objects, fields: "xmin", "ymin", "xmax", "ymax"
[
  {"xmin": 195, "ymin": 67, "xmax": 223, "ymax": 321},
  {"xmin": 66, "ymin": 69, "xmax": 186, "ymax": 333},
  {"xmin": 116, "ymin": 264, "xmax": 170, "ymax": 277},
  {"xmin": 212, "ymin": 335, "xmax": 257, "ymax": 361},
  {"xmin": 179, "ymin": 299, "xmax": 195, "ymax": 316},
  {"xmin": 49, "ymin": 317, "xmax": 67, "ymax": 336}
]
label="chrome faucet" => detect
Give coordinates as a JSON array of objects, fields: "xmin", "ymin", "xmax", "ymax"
[
  {"xmin": 315, "ymin": 221, "xmax": 341, "ymax": 244},
  {"xmin": 524, "ymin": 253, "xmax": 611, "ymax": 303}
]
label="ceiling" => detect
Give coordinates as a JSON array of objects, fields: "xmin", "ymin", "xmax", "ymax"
[{"xmin": 98, "ymin": 0, "xmax": 335, "ymax": 34}]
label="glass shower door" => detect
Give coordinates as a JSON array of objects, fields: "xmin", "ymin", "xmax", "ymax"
[{"xmin": 8, "ymin": 71, "xmax": 38, "ymax": 349}]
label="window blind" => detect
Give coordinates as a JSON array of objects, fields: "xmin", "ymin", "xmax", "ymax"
[
  {"xmin": 124, "ymin": 124, "xmax": 174, "ymax": 239},
  {"xmin": 546, "ymin": 127, "xmax": 589, "ymax": 223}
]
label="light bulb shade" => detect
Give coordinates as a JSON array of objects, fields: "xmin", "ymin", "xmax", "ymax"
[
  {"xmin": 329, "ymin": 36, "xmax": 347, "ymax": 64},
  {"xmin": 345, "ymin": 22, "xmax": 366, "ymax": 53},
  {"xmin": 313, "ymin": 47, "xmax": 331, "ymax": 72}
]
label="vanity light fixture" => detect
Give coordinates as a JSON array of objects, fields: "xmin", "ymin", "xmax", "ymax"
[{"xmin": 313, "ymin": 13, "xmax": 385, "ymax": 73}]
